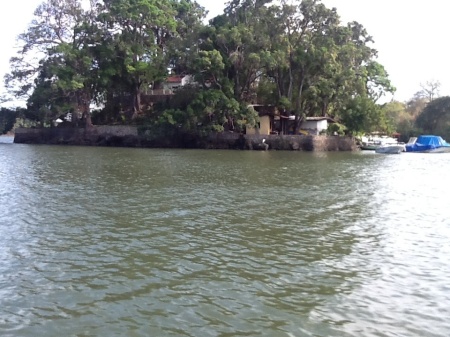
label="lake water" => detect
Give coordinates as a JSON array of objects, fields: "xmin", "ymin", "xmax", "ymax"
[{"xmin": 1, "ymin": 140, "xmax": 449, "ymax": 337}]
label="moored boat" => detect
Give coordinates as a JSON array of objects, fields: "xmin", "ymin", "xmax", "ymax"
[
  {"xmin": 359, "ymin": 137, "xmax": 384, "ymax": 150},
  {"xmin": 360, "ymin": 135, "xmax": 405, "ymax": 152},
  {"xmin": 405, "ymin": 135, "xmax": 450, "ymax": 153},
  {"xmin": 360, "ymin": 142, "xmax": 380, "ymax": 150},
  {"xmin": 375, "ymin": 143, "xmax": 406, "ymax": 154}
]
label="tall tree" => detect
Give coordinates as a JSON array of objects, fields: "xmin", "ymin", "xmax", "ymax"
[
  {"xmin": 5, "ymin": 0, "xmax": 83, "ymax": 100},
  {"xmin": 5, "ymin": 0, "xmax": 101, "ymax": 126},
  {"xmin": 97, "ymin": 0, "xmax": 177, "ymax": 119},
  {"xmin": 417, "ymin": 80, "xmax": 441, "ymax": 102},
  {"xmin": 263, "ymin": 0, "xmax": 343, "ymax": 131},
  {"xmin": 166, "ymin": 0, "xmax": 207, "ymax": 75}
]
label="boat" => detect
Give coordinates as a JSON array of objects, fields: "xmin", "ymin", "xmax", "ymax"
[
  {"xmin": 375, "ymin": 143, "xmax": 406, "ymax": 154},
  {"xmin": 360, "ymin": 141, "xmax": 381, "ymax": 150},
  {"xmin": 405, "ymin": 135, "xmax": 450, "ymax": 153},
  {"xmin": 360, "ymin": 135, "xmax": 404, "ymax": 152},
  {"xmin": 359, "ymin": 137, "xmax": 383, "ymax": 150}
]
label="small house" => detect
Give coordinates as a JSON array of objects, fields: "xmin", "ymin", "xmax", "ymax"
[
  {"xmin": 246, "ymin": 105, "xmax": 335, "ymax": 135},
  {"xmin": 163, "ymin": 75, "xmax": 195, "ymax": 92},
  {"xmin": 145, "ymin": 75, "xmax": 196, "ymax": 96},
  {"xmin": 245, "ymin": 105, "xmax": 277, "ymax": 135},
  {"xmin": 299, "ymin": 116, "xmax": 334, "ymax": 135}
]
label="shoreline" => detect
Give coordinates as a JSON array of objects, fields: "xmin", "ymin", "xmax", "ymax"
[{"xmin": 12, "ymin": 126, "xmax": 358, "ymax": 151}]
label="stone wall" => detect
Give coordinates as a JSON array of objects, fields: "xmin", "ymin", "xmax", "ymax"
[
  {"xmin": 95, "ymin": 125, "xmax": 138, "ymax": 136},
  {"xmin": 14, "ymin": 126, "xmax": 140, "ymax": 147},
  {"xmin": 14, "ymin": 126, "xmax": 357, "ymax": 151},
  {"xmin": 236, "ymin": 134, "xmax": 357, "ymax": 151}
]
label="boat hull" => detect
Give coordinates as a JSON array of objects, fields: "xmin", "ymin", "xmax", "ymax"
[
  {"xmin": 409, "ymin": 147, "xmax": 450, "ymax": 153},
  {"xmin": 360, "ymin": 145, "xmax": 378, "ymax": 150},
  {"xmin": 375, "ymin": 144, "xmax": 405, "ymax": 154}
]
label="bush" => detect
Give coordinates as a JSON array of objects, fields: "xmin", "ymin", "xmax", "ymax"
[{"xmin": 327, "ymin": 122, "xmax": 346, "ymax": 135}]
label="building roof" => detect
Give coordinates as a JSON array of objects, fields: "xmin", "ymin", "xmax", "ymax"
[
  {"xmin": 248, "ymin": 104, "xmax": 277, "ymax": 116},
  {"xmin": 166, "ymin": 76, "xmax": 184, "ymax": 83},
  {"xmin": 305, "ymin": 116, "xmax": 335, "ymax": 122},
  {"xmin": 285, "ymin": 116, "xmax": 335, "ymax": 122}
]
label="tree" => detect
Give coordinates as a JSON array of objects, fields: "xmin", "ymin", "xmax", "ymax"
[
  {"xmin": 5, "ymin": 0, "xmax": 81, "ymax": 100},
  {"xmin": 415, "ymin": 96, "xmax": 450, "ymax": 138},
  {"xmin": 416, "ymin": 80, "xmax": 441, "ymax": 102},
  {"xmin": 340, "ymin": 96, "xmax": 391, "ymax": 135},
  {"xmin": 382, "ymin": 101, "xmax": 406, "ymax": 128},
  {"xmin": 166, "ymin": 0, "xmax": 207, "ymax": 75},
  {"xmin": 364, "ymin": 61, "xmax": 395, "ymax": 102},
  {"xmin": 97, "ymin": 0, "xmax": 178, "ymax": 119},
  {"xmin": 26, "ymin": 59, "xmax": 66, "ymax": 126},
  {"xmin": 5, "ymin": 0, "xmax": 100, "ymax": 126},
  {"xmin": 254, "ymin": 1, "xmax": 394, "ymax": 133},
  {"xmin": 3, "ymin": 0, "xmax": 396, "ymax": 138},
  {"xmin": 0, "ymin": 108, "xmax": 18, "ymax": 134}
]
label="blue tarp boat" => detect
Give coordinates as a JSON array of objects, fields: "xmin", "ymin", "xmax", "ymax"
[{"xmin": 405, "ymin": 135, "xmax": 450, "ymax": 153}]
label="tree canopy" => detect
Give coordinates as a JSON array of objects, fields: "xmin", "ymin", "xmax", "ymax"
[
  {"xmin": 415, "ymin": 96, "xmax": 450, "ymax": 138},
  {"xmin": 4, "ymin": 0, "xmax": 397, "ymax": 135}
]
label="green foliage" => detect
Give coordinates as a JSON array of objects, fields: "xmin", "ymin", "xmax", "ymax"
[
  {"xmin": 415, "ymin": 96, "xmax": 450, "ymax": 139},
  {"xmin": 278, "ymin": 97, "xmax": 292, "ymax": 111},
  {"xmin": 0, "ymin": 108, "xmax": 19, "ymax": 134},
  {"xmin": 12, "ymin": 117, "xmax": 41, "ymax": 130},
  {"xmin": 4, "ymin": 0, "xmax": 396, "ymax": 138},
  {"xmin": 396, "ymin": 120, "xmax": 422, "ymax": 143},
  {"xmin": 340, "ymin": 96, "xmax": 392, "ymax": 135},
  {"xmin": 143, "ymin": 85, "xmax": 259, "ymax": 138},
  {"xmin": 255, "ymin": 79, "xmax": 277, "ymax": 106},
  {"xmin": 364, "ymin": 61, "xmax": 396, "ymax": 101},
  {"xmin": 382, "ymin": 96, "xmax": 428, "ymax": 142},
  {"xmin": 97, "ymin": 0, "xmax": 179, "ymax": 118},
  {"xmin": 326, "ymin": 122, "xmax": 347, "ymax": 136}
]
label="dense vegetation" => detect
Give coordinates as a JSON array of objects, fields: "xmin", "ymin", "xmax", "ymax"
[
  {"xmin": 0, "ymin": 108, "xmax": 18, "ymax": 134},
  {"xmin": 1, "ymin": 0, "xmax": 449, "ymax": 140}
]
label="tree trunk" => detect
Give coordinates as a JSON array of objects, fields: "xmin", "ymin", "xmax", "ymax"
[
  {"xmin": 77, "ymin": 91, "xmax": 93, "ymax": 127},
  {"xmin": 131, "ymin": 82, "xmax": 141, "ymax": 120},
  {"xmin": 234, "ymin": 67, "xmax": 241, "ymax": 100},
  {"xmin": 321, "ymin": 100, "xmax": 328, "ymax": 117},
  {"xmin": 84, "ymin": 102, "xmax": 93, "ymax": 127},
  {"xmin": 134, "ymin": 89, "xmax": 141, "ymax": 118},
  {"xmin": 293, "ymin": 73, "xmax": 305, "ymax": 135},
  {"xmin": 288, "ymin": 52, "xmax": 294, "ymax": 101},
  {"xmin": 293, "ymin": 114, "xmax": 304, "ymax": 135}
]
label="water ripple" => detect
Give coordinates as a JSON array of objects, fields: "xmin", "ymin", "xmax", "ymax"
[{"xmin": 1, "ymin": 147, "xmax": 450, "ymax": 336}]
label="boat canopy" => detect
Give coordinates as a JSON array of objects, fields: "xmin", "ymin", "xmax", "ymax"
[{"xmin": 405, "ymin": 135, "xmax": 450, "ymax": 152}]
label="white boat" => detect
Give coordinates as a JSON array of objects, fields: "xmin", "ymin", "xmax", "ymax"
[
  {"xmin": 360, "ymin": 135, "xmax": 402, "ymax": 151},
  {"xmin": 375, "ymin": 143, "xmax": 406, "ymax": 154}
]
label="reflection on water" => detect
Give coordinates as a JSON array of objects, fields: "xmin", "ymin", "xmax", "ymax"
[
  {"xmin": 0, "ymin": 135, "xmax": 14, "ymax": 144},
  {"xmin": 1, "ymin": 145, "xmax": 449, "ymax": 337}
]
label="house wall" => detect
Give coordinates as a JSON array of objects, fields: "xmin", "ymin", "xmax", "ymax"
[
  {"xmin": 164, "ymin": 82, "xmax": 181, "ymax": 90},
  {"xmin": 181, "ymin": 75, "xmax": 194, "ymax": 86},
  {"xmin": 246, "ymin": 127, "xmax": 256, "ymax": 135},
  {"xmin": 260, "ymin": 116, "xmax": 271, "ymax": 135},
  {"xmin": 301, "ymin": 120, "xmax": 328, "ymax": 134},
  {"xmin": 245, "ymin": 115, "xmax": 271, "ymax": 135},
  {"xmin": 147, "ymin": 89, "xmax": 174, "ymax": 95},
  {"xmin": 163, "ymin": 75, "xmax": 194, "ymax": 91}
]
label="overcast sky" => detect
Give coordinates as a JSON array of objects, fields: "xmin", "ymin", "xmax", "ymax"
[{"xmin": 1, "ymin": 0, "xmax": 449, "ymax": 105}]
